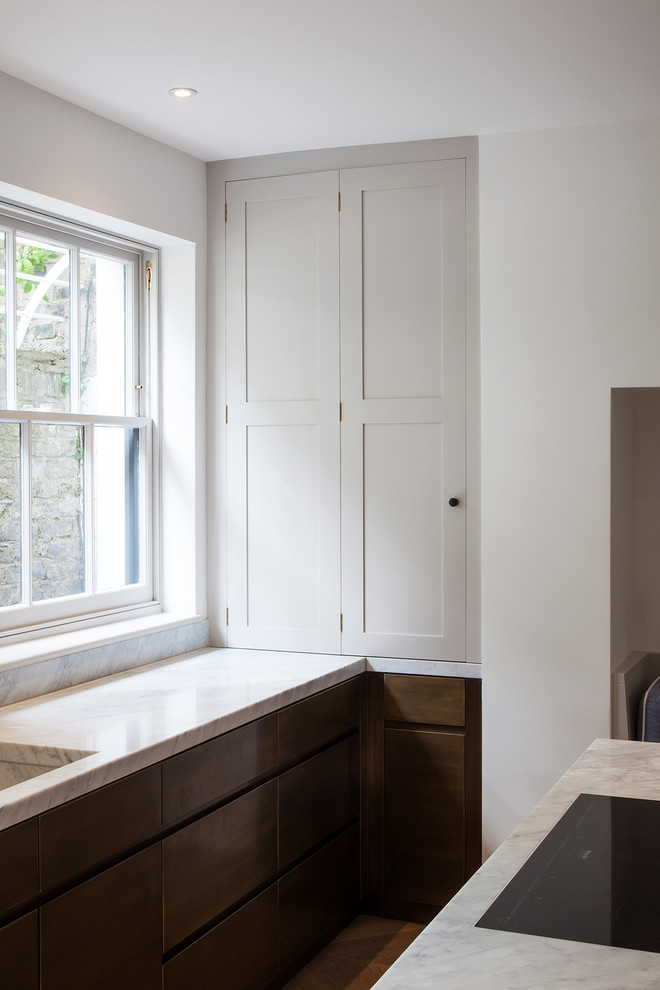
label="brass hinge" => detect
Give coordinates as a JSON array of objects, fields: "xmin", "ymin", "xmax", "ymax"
[
  {"xmin": 226, "ymin": 607, "xmax": 229, "ymax": 626},
  {"xmin": 338, "ymin": 191, "xmax": 341, "ymax": 212},
  {"xmin": 225, "ymin": 405, "xmax": 228, "ymax": 424},
  {"xmin": 225, "ymin": 203, "xmax": 227, "ymax": 222},
  {"xmin": 339, "ymin": 402, "xmax": 342, "ymax": 422},
  {"xmin": 145, "ymin": 260, "xmax": 152, "ymax": 293},
  {"xmin": 339, "ymin": 613, "xmax": 343, "ymax": 632}
]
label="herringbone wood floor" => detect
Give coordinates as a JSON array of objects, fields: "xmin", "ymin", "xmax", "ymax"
[{"xmin": 281, "ymin": 915, "xmax": 425, "ymax": 990}]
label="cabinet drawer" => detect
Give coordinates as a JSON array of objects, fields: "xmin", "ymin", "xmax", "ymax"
[
  {"xmin": 163, "ymin": 778, "xmax": 277, "ymax": 951},
  {"xmin": 384, "ymin": 727, "xmax": 465, "ymax": 906},
  {"xmin": 40, "ymin": 765, "xmax": 161, "ymax": 890},
  {"xmin": 279, "ymin": 677, "xmax": 360, "ymax": 765},
  {"xmin": 162, "ymin": 713, "xmax": 277, "ymax": 824},
  {"xmin": 384, "ymin": 674, "xmax": 465, "ymax": 726},
  {"xmin": 0, "ymin": 818, "xmax": 38, "ymax": 917},
  {"xmin": 0, "ymin": 911, "xmax": 38, "ymax": 990},
  {"xmin": 164, "ymin": 885, "xmax": 278, "ymax": 990},
  {"xmin": 40, "ymin": 845, "xmax": 162, "ymax": 990},
  {"xmin": 279, "ymin": 824, "xmax": 360, "ymax": 972},
  {"xmin": 279, "ymin": 735, "xmax": 359, "ymax": 870}
]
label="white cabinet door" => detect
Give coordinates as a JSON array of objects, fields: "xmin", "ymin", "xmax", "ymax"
[
  {"xmin": 225, "ymin": 172, "xmax": 341, "ymax": 652},
  {"xmin": 340, "ymin": 160, "xmax": 466, "ymax": 660}
]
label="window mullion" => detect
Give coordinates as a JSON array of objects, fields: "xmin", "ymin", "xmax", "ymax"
[
  {"xmin": 84, "ymin": 423, "xmax": 94, "ymax": 595},
  {"xmin": 6, "ymin": 229, "xmax": 17, "ymax": 409},
  {"xmin": 22, "ymin": 420, "xmax": 32, "ymax": 606},
  {"xmin": 70, "ymin": 246, "xmax": 80, "ymax": 414}
]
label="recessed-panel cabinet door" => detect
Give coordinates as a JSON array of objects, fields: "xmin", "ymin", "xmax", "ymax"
[
  {"xmin": 384, "ymin": 727, "xmax": 465, "ymax": 907},
  {"xmin": 226, "ymin": 172, "xmax": 341, "ymax": 652},
  {"xmin": 340, "ymin": 160, "xmax": 466, "ymax": 660}
]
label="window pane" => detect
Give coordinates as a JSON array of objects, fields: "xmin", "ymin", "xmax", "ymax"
[
  {"xmin": 0, "ymin": 422, "xmax": 21, "ymax": 606},
  {"xmin": 0, "ymin": 231, "xmax": 6, "ymax": 407},
  {"xmin": 32, "ymin": 423, "xmax": 84, "ymax": 601},
  {"xmin": 81, "ymin": 253, "xmax": 128, "ymax": 415},
  {"xmin": 94, "ymin": 426, "xmax": 140, "ymax": 591},
  {"xmin": 16, "ymin": 236, "xmax": 71, "ymax": 413}
]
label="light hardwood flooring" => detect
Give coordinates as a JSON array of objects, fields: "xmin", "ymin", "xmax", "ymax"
[{"xmin": 281, "ymin": 915, "xmax": 425, "ymax": 990}]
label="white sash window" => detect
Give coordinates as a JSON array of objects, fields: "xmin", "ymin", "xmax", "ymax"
[{"xmin": 0, "ymin": 207, "xmax": 156, "ymax": 633}]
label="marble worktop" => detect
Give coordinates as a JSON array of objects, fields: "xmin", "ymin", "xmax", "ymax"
[
  {"xmin": 374, "ymin": 737, "xmax": 660, "ymax": 990},
  {"xmin": 0, "ymin": 647, "xmax": 368, "ymax": 829},
  {"xmin": 0, "ymin": 644, "xmax": 481, "ymax": 831}
]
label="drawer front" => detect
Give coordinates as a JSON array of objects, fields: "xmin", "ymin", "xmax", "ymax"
[
  {"xmin": 163, "ymin": 778, "xmax": 277, "ymax": 951},
  {"xmin": 162, "ymin": 713, "xmax": 278, "ymax": 824},
  {"xmin": 40, "ymin": 845, "xmax": 162, "ymax": 990},
  {"xmin": 164, "ymin": 885, "xmax": 278, "ymax": 990},
  {"xmin": 384, "ymin": 727, "xmax": 465, "ymax": 906},
  {"xmin": 384, "ymin": 674, "xmax": 465, "ymax": 726},
  {"xmin": 40, "ymin": 765, "xmax": 161, "ymax": 891},
  {"xmin": 279, "ymin": 735, "xmax": 359, "ymax": 870},
  {"xmin": 0, "ymin": 818, "xmax": 38, "ymax": 917},
  {"xmin": 279, "ymin": 824, "xmax": 360, "ymax": 972},
  {"xmin": 0, "ymin": 911, "xmax": 38, "ymax": 990},
  {"xmin": 279, "ymin": 677, "xmax": 360, "ymax": 765}
]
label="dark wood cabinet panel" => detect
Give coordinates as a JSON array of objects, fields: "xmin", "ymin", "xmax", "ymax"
[
  {"xmin": 40, "ymin": 845, "xmax": 161, "ymax": 990},
  {"xmin": 163, "ymin": 778, "xmax": 277, "ymax": 951},
  {"xmin": 465, "ymin": 678, "xmax": 482, "ymax": 879},
  {"xmin": 0, "ymin": 818, "xmax": 38, "ymax": 918},
  {"xmin": 384, "ymin": 673, "xmax": 465, "ymax": 726},
  {"xmin": 40, "ymin": 765, "xmax": 161, "ymax": 891},
  {"xmin": 162, "ymin": 713, "xmax": 278, "ymax": 824},
  {"xmin": 164, "ymin": 885, "xmax": 278, "ymax": 990},
  {"xmin": 279, "ymin": 824, "xmax": 360, "ymax": 972},
  {"xmin": 279, "ymin": 677, "xmax": 360, "ymax": 765},
  {"xmin": 0, "ymin": 911, "xmax": 38, "ymax": 990},
  {"xmin": 279, "ymin": 734, "xmax": 359, "ymax": 870},
  {"xmin": 383, "ymin": 727, "xmax": 465, "ymax": 906}
]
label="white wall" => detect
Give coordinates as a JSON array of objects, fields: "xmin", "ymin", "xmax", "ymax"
[
  {"xmin": 610, "ymin": 388, "xmax": 636, "ymax": 669},
  {"xmin": 480, "ymin": 117, "xmax": 660, "ymax": 853},
  {"xmin": 0, "ymin": 71, "xmax": 207, "ymax": 627}
]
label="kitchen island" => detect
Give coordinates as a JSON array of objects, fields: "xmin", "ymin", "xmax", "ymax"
[{"xmin": 372, "ymin": 737, "xmax": 660, "ymax": 990}]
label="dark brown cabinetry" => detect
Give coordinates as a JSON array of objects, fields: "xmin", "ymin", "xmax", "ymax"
[
  {"xmin": 279, "ymin": 824, "xmax": 360, "ymax": 973},
  {"xmin": 41, "ymin": 845, "xmax": 162, "ymax": 990},
  {"xmin": 40, "ymin": 764, "xmax": 161, "ymax": 891},
  {"xmin": 0, "ymin": 670, "xmax": 481, "ymax": 989},
  {"xmin": 367, "ymin": 672, "xmax": 481, "ymax": 921},
  {"xmin": 162, "ymin": 712, "xmax": 278, "ymax": 824},
  {"xmin": 163, "ymin": 886, "xmax": 279, "ymax": 990},
  {"xmin": 0, "ymin": 818, "xmax": 38, "ymax": 917},
  {"xmin": 163, "ymin": 778, "xmax": 278, "ymax": 950},
  {"xmin": 0, "ymin": 912, "xmax": 38, "ymax": 990}
]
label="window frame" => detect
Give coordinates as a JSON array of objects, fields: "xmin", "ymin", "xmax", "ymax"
[{"xmin": 0, "ymin": 203, "xmax": 160, "ymax": 638}]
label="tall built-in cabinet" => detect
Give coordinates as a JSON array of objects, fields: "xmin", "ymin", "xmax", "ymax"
[{"xmin": 225, "ymin": 156, "xmax": 468, "ymax": 660}]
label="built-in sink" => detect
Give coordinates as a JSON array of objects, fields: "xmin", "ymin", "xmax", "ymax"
[{"xmin": 0, "ymin": 741, "xmax": 95, "ymax": 791}]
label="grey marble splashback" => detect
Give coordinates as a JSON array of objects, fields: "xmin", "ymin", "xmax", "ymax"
[{"xmin": 0, "ymin": 619, "xmax": 210, "ymax": 707}]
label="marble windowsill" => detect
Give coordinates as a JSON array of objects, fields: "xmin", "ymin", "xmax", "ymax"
[{"xmin": 371, "ymin": 737, "xmax": 660, "ymax": 990}]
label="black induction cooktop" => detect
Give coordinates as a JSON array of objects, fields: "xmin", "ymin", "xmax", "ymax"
[{"xmin": 476, "ymin": 792, "xmax": 660, "ymax": 953}]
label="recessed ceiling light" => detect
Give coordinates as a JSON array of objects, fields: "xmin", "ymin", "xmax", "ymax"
[{"xmin": 168, "ymin": 87, "xmax": 197, "ymax": 99}]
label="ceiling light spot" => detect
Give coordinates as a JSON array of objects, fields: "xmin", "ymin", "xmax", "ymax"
[{"xmin": 168, "ymin": 87, "xmax": 197, "ymax": 99}]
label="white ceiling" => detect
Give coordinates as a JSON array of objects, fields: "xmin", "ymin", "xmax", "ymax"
[{"xmin": 1, "ymin": 0, "xmax": 659, "ymax": 162}]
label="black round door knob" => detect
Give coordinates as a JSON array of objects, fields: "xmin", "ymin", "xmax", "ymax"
[{"xmin": 448, "ymin": 497, "xmax": 460, "ymax": 507}]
